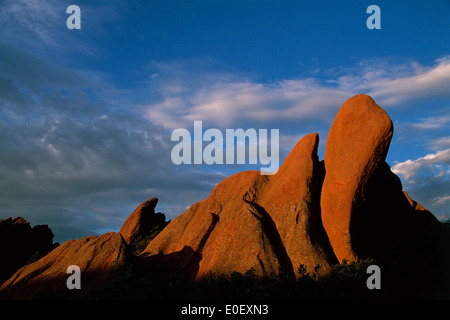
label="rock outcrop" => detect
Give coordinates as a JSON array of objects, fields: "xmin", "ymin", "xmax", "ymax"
[
  {"xmin": 140, "ymin": 133, "xmax": 337, "ymax": 279},
  {"xmin": 0, "ymin": 217, "xmax": 57, "ymax": 285},
  {"xmin": 256, "ymin": 133, "xmax": 336, "ymax": 276},
  {"xmin": 1, "ymin": 94, "xmax": 448, "ymax": 299},
  {"xmin": 119, "ymin": 197, "xmax": 168, "ymax": 245},
  {"xmin": 141, "ymin": 94, "xmax": 444, "ymax": 279},
  {"xmin": 0, "ymin": 232, "xmax": 129, "ymax": 299},
  {"xmin": 320, "ymin": 94, "xmax": 394, "ymax": 263}
]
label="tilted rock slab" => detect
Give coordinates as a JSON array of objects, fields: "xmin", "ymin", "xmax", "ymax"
[
  {"xmin": 0, "ymin": 232, "xmax": 129, "ymax": 299},
  {"xmin": 119, "ymin": 197, "xmax": 167, "ymax": 245},
  {"xmin": 320, "ymin": 94, "xmax": 394, "ymax": 263},
  {"xmin": 140, "ymin": 133, "xmax": 337, "ymax": 279}
]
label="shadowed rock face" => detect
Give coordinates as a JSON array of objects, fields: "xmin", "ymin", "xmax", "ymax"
[
  {"xmin": 140, "ymin": 133, "xmax": 337, "ymax": 279},
  {"xmin": 0, "ymin": 232, "xmax": 129, "ymax": 299},
  {"xmin": 258, "ymin": 133, "xmax": 335, "ymax": 276},
  {"xmin": 0, "ymin": 217, "xmax": 56, "ymax": 285}
]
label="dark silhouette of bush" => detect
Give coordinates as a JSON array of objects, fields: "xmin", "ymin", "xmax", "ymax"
[{"xmin": 129, "ymin": 225, "xmax": 165, "ymax": 255}]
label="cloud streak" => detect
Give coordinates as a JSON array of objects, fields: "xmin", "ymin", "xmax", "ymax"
[
  {"xmin": 365, "ymin": 57, "xmax": 450, "ymax": 105},
  {"xmin": 144, "ymin": 57, "xmax": 450, "ymax": 131},
  {"xmin": 411, "ymin": 115, "xmax": 450, "ymax": 130}
]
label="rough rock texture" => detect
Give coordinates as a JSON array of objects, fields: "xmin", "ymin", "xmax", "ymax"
[
  {"xmin": 140, "ymin": 170, "xmax": 285, "ymax": 279},
  {"xmin": 0, "ymin": 217, "xmax": 56, "ymax": 285},
  {"xmin": 320, "ymin": 94, "xmax": 394, "ymax": 263},
  {"xmin": 140, "ymin": 133, "xmax": 337, "ymax": 279},
  {"xmin": 119, "ymin": 197, "xmax": 168, "ymax": 245},
  {"xmin": 257, "ymin": 133, "xmax": 336, "ymax": 276},
  {"xmin": 0, "ymin": 232, "xmax": 129, "ymax": 299}
]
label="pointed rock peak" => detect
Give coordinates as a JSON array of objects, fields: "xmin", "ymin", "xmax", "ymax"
[
  {"xmin": 142, "ymin": 132, "xmax": 336, "ymax": 280},
  {"xmin": 141, "ymin": 197, "xmax": 159, "ymax": 209},
  {"xmin": 275, "ymin": 133, "xmax": 319, "ymax": 176},
  {"xmin": 119, "ymin": 197, "xmax": 167, "ymax": 245}
]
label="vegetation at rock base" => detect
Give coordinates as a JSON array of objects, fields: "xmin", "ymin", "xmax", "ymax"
[
  {"xmin": 21, "ymin": 255, "xmax": 446, "ymax": 301},
  {"xmin": 129, "ymin": 225, "xmax": 166, "ymax": 255},
  {"xmin": 16, "ymin": 221, "xmax": 447, "ymax": 301},
  {"xmin": 1, "ymin": 219, "xmax": 448, "ymax": 301}
]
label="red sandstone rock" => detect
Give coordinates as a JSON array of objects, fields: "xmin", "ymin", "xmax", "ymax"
[
  {"xmin": 119, "ymin": 197, "xmax": 167, "ymax": 245},
  {"xmin": 141, "ymin": 133, "xmax": 336, "ymax": 279},
  {"xmin": 1, "ymin": 94, "xmax": 448, "ymax": 300},
  {"xmin": 258, "ymin": 133, "xmax": 336, "ymax": 276},
  {"xmin": 0, "ymin": 232, "xmax": 128, "ymax": 299},
  {"xmin": 140, "ymin": 170, "xmax": 286, "ymax": 278},
  {"xmin": 320, "ymin": 94, "xmax": 394, "ymax": 263}
]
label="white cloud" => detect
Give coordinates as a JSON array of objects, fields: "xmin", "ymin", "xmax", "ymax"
[
  {"xmin": 146, "ymin": 75, "xmax": 353, "ymax": 130},
  {"xmin": 411, "ymin": 116, "xmax": 450, "ymax": 130},
  {"xmin": 347, "ymin": 56, "xmax": 450, "ymax": 106},
  {"xmin": 144, "ymin": 57, "xmax": 450, "ymax": 131},
  {"xmin": 392, "ymin": 149, "xmax": 450, "ymax": 182},
  {"xmin": 392, "ymin": 148, "xmax": 450, "ymax": 220},
  {"xmin": 432, "ymin": 195, "xmax": 450, "ymax": 206},
  {"xmin": 431, "ymin": 136, "xmax": 450, "ymax": 150}
]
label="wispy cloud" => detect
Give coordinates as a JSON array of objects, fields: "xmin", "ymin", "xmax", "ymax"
[
  {"xmin": 366, "ymin": 56, "xmax": 450, "ymax": 105},
  {"xmin": 0, "ymin": 0, "xmax": 124, "ymax": 59},
  {"xmin": 0, "ymin": 0, "xmax": 61, "ymax": 46},
  {"xmin": 411, "ymin": 116, "xmax": 450, "ymax": 130},
  {"xmin": 431, "ymin": 136, "xmax": 450, "ymax": 150},
  {"xmin": 144, "ymin": 57, "xmax": 450, "ymax": 131},
  {"xmin": 147, "ymin": 78, "xmax": 352, "ymax": 129},
  {"xmin": 433, "ymin": 195, "xmax": 450, "ymax": 206}
]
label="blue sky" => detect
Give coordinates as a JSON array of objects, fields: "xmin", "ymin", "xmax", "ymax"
[{"xmin": 1, "ymin": 0, "xmax": 449, "ymax": 243}]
